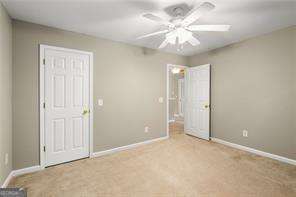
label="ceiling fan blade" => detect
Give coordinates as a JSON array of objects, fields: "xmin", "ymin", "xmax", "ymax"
[
  {"xmin": 166, "ymin": 31, "xmax": 177, "ymax": 44},
  {"xmin": 187, "ymin": 36, "xmax": 200, "ymax": 46},
  {"xmin": 137, "ymin": 29, "xmax": 169, "ymax": 39},
  {"xmin": 159, "ymin": 38, "xmax": 169, "ymax": 49},
  {"xmin": 187, "ymin": 25, "xmax": 230, "ymax": 32},
  {"xmin": 142, "ymin": 13, "xmax": 173, "ymax": 26},
  {"xmin": 182, "ymin": 2, "xmax": 215, "ymax": 26}
]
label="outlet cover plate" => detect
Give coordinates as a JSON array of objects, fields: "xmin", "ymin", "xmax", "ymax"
[{"xmin": 243, "ymin": 130, "xmax": 248, "ymax": 137}]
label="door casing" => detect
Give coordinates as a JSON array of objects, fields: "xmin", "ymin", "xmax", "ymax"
[
  {"xmin": 178, "ymin": 78, "xmax": 184, "ymax": 117},
  {"xmin": 39, "ymin": 44, "xmax": 93, "ymax": 169}
]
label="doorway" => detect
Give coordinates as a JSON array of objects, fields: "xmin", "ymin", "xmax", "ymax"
[
  {"xmin": 167, "ymin": 64, "xmax": 211, "ymax": 140},
  {"xmin": 167, "ymin": 64, "xmax": 186, "ymax": 137},
  {"xmin": 39, "ymin": 45, "xmax": 93, "ymax": 168}
]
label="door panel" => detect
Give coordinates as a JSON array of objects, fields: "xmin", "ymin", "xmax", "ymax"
[
  {"xmin": 73, "ymin": 76, "xmax": 84, "ymax": 107},
  {"xmin": 72, "ymin": 117, "xmax": 84, "ymax": 149},
  {"xmin": 44, "ymin": 48, "xmax": 90, "ymax": 167},
  {"xmin": 53, "ymin": 118, "xmax": 66, "ymax": 152},
  {"xmin": 184, "ymin": 64, "xmax": 210, "ymax": 140},
  {"xmin": 53, "ymin": 75, "xmax": 65, "ymax": 108}
]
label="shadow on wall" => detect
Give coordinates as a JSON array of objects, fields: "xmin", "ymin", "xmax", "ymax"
[{"xmin": 141, "ymin": 47, "xmax": 158, "ymax": 55}]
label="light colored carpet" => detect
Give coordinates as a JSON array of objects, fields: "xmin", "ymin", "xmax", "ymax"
[{"xmin": 9, "ymin": 123, "xmax": 296, "ymax": 197}]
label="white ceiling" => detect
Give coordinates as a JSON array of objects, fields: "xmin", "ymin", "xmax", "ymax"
[{"xmin": 2, "ymin": 0, "xmax": 296, "ymax": 56}]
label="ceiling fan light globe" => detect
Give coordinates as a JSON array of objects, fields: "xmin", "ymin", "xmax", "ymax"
[
  {"xmin": 171, "ymin": 68, "xmax": 181, "ymax": 74},
  {"xmin": 176, "ymin": 28, "xmax": 192, "ymax": 44}
]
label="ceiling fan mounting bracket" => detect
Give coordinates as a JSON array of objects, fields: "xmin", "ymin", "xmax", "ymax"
[{"xmin": 164, "ymin": 3, "xmax": 191, "ymax": 18}]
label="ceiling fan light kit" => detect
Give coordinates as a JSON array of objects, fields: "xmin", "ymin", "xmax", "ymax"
[
  {"xmin": 171, "ymin": 67, "xmax": 181, "ymax": 74},
  {"xmin": 138, "ymin": 2, "xmax": 231, "ymax": 50}
]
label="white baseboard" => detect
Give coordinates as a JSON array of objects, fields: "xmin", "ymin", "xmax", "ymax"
[
  {"xmin": 1, "ymin": 171, "xmax": 13, "ymax": 188},
  {"xmin": 1, "ymin": 136, "xmax": 169, "ymax": 187},
  {"xmin": 12, "ymin": 165, "xmax": 42, "ymax": 177},
  {"xmin": 92, "ymin": 136, "xmax": 169, "ymax": 158},
  {"xmin": 1, "ymin": 165, "xmax": 42, "ymax": 188},
  {"xmin": 211, "ymin": 138, "xmax": 296, "ymax": 166},
  {"xmin": 4, "ymin": 136, "xmax": 294, "ymax": 187}
]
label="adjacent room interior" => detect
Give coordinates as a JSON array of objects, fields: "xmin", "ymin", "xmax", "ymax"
[
  {"xmin": 0, "ymin": 0, "xmax": 295, "ymax": 196},
  {"xmin": 168, "ymin": 64, "xmax": 185, "ymax": 136}
]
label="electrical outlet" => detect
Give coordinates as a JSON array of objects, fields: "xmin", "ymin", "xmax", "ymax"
[
  {"xmin": 5, "ymin": 153, "xmax": 8, "ymax": 165},
  {"xmin": 144, "ymin": 126, "xmax": 149, "ymax": 133},
  {"xmin": 243, "ymin": 130, "xmax": 248, "ymax": 137}
]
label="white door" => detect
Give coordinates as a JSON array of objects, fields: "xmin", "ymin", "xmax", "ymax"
[
  {"xmin": 43, "ymin": 46, "xmax": 91, "ymax": 167},
  {"xmin": 178, "ymin": 78, "xmax": 184, "ymax": 117},
  {"xmin": 184, "ymin": 64, "xmax": 210, "ymax": 140}
]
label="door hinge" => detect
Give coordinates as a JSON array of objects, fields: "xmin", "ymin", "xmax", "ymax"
[
  {"xmin": 43, "ymin": 58, "xmax": 45, "ymax": 65},
  {"xmin": 43, "ymin": 146, "xmax": 46, "ymax": 152},
  {"xmin": 43, "ymin": 102, "xmax": 46, "ymax": 109}
]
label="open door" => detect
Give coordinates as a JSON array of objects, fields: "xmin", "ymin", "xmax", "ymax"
[{"xmin": 184, "ymin": 64, "xmax": 210, "ymax": 140}]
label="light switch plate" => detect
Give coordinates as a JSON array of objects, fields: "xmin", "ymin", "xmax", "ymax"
[
  {"xmin": 98, "ymin": 99, "xmax": 103, "ymax": 106},
  {"xmin": 158, "ymin": 97, "xmax": 164, "ymax": 103},
  {"xmin": 5, "ymin": 153, "xmax": 8, "ymax": 165}
]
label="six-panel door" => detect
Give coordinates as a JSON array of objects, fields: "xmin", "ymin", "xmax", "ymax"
[
  {"xmin": 184, "ymin": 65, "xmax": 210, "ymax": 140},
  {"xmin": 44, "ymin": 48, "xmax": 90, "ymax": 167}
]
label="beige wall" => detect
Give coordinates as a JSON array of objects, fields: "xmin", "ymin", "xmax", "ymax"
[
  {"xmin": 12, "ymin": 20, "xmax": 187, "ymax": 169},
  {"xmin": 293, "ymin": 27, "xmax": 296, "ymax": 156},
  {"xmin": 189, "ymin": 26, "xmax": 296, "ymax": 160},
  {"xmin": 10, "ymin": 19, "xmax": 296, "ymax": 170},
  {"xmin": 0, "ymin": 4, "xmax": 12, "ymax": 185}
]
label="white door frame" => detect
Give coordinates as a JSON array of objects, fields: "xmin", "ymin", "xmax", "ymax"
[
  {"xmin": 39, "ymin": 44, "xmax": 93, "ymax": 169},
  {"xmin": 178, "ymin": 78, "xmax": 184, "ymax": 117},
  {"xmin": 166, "ymin": 64, "xmax": 187, "ymax": 137}
]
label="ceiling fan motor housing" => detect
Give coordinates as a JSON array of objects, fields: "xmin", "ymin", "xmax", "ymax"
[{"xmin": 164, "ymin": 3, "xmax": 191, "ymax": 18}]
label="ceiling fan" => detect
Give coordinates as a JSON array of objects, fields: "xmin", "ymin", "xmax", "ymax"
[{"xmin": 138, "ymin": 2, "xmax": 230, "ymax": 50}]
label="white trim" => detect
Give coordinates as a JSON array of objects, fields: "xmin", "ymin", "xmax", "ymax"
[
  {"xmin": 3, "ymin": 137, "xmax": 294, "ymax": 187},
  {"xmin": 177, "ymin": 78, "xmax": 184, "ymax": 117},
  {"xmin": 1, "ymin": 171, "xmax": 13, "ymax": 188},
  {"xmin": 2, "ymin": 136, "xmax": 167, "ymax": 187},
  {"xmin": 166, "ymin": 64, "xmax": 187, "ymax": 137},
  {"xmin": 166, "ymin": 65, "xmax": 170, "ymax": 138},
  {"xmin": 2, "ymin": 136, "xmax": 168, "ymax": 187},
  {"xmin": 39, "ymin": 44, "xmax": 45, "ymax": 169},
  {"xmin": 91, "ymin": 136, "xmax": 168, "ymax": 158},
  {"xmin": 89, "ymin": 50, "xmax": 94, "ymax": 159},
  {"xmin": 11, "ymin": 166, "xmax": 42, "ymax": 177},
  {"xmin": 40, "ymin": 44, "xmax": 94, "ymax": 56},
  {"xmin": 167, "ymin": 64, "xmax": 187, "ymax": 69},
  {"xmin": 168, "ymin": 119, "xmax": 175, "ymax": 123},
  {"xmin": 39, "ymin": 44, "xmax": 94, "ymax": 168},
  {"xmin": 1, "ymin": 166, "xmax": 42, "ymax": 188},
  {"xmin": 211, "ymin": 138, "xmax": 296, "ymax": 166}
]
